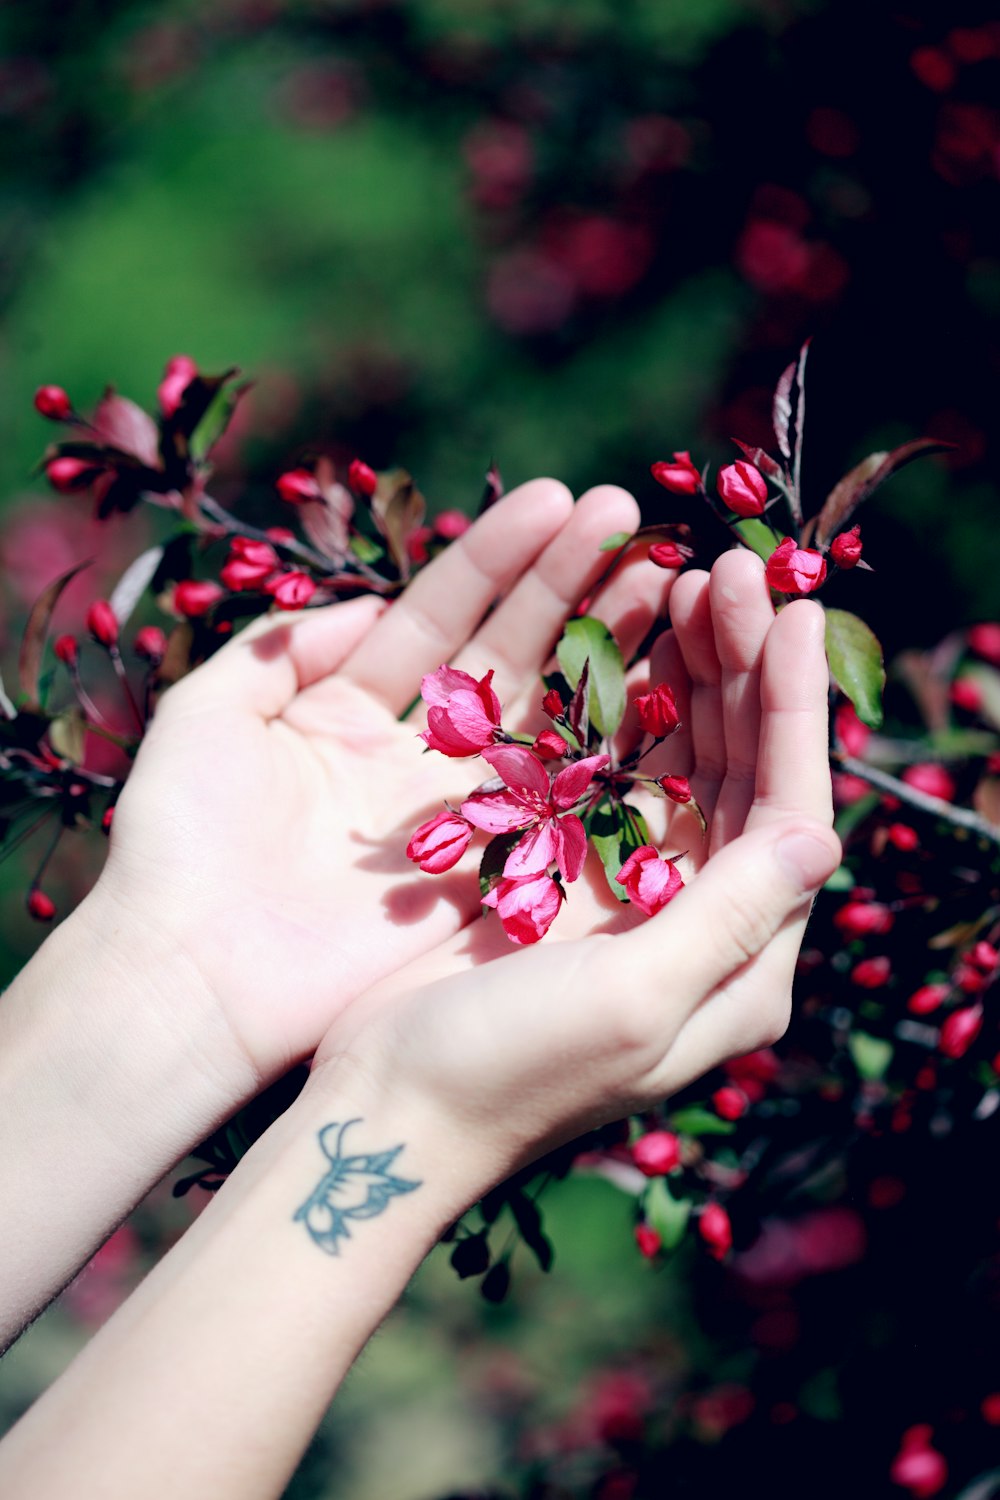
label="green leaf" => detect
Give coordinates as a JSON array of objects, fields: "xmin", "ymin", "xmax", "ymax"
[
  {"xmin": 825, "ymin": 608, "xmax": 885, "ymax": 729},
  {"xmin": 508, "ymin": 1190, "xmax": 554, "ymax": 1273},
  {"xmin": 848, "ymin": 1030, "xmax": 894, "ymax": 1082},
  {"xmin": 478, "ymin": 831, "xmax": 522, "ymax": 899},
  {"xmin": 349, "ymin": 533, "xmax": 384, "ymax": 565},
  {"xmin": 585, "ymin": 797, "xmax": 650, "ymax": 900},
  {"xmin": 734, "ymin": 517, "xmax": 782, "ymax": 563},
  {"xmin": 189, "ymin": 381, "xmax": 247, "ymax": 462},
  {"xmin": 667, "ymin": 1106, "xmax": 735, "ymax": 1136},
  {"xmin": 643, "ymin": 1177, "xmax": 692, "ymax": 1251},
  {"xmin": 823, "ymin": 864, "xmax": 855, "ymax": 892},
  {"xmin": 557, "ymin": 616, "xmax": 625, "ymax": 738},
  {"xmin": 599, "ymin": 530, "xmax": 633, "ymax": 552}
]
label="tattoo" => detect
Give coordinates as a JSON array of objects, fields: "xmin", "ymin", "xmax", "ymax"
[{"xmin": 293, "ymin": 1118, "xmax": 421, "ymax": 1255}]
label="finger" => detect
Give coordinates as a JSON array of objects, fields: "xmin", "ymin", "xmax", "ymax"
[
  {"xmin": 447, "ymin": 485, "xmax": 640, "ymax": 704},
  {"xmin": 744, "ymin": 598, "xmax": 834, "ymax": 830},
  {"xmin": 668, "ymin": 570, "xmax": 726, "ymax": 819},
  {"xmin": 340, "ymin": 478, "xmax": 574, "ymax": 713},
  {"xmin": 163, "ymin": 595, "xmax": 387, "ymax": 720},
  {"xmin": 706, "ymin": 550, "xmax": 774, "ymax": 852}
]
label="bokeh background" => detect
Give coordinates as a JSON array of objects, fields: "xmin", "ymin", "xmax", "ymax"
[{"xmin": 1, "ymin": 1, "xmax": 999, "ymax": 1497}]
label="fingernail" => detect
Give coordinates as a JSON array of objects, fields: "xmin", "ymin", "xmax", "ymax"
[{"xmin": 776, "ymin": 831, "xmax": 838, "ymax": 893}]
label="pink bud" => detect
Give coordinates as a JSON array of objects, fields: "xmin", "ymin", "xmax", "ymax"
[
  {"xmin": 835, "ymin": 702, "xmax": 871, "ymax": 757},
  {"xmin": 886, "ymin": 823, "xmax": 919, "ymax": 851},
  {"xmin": 830, "ymin": 524, "xmax": 863, "ymax": 568},
  {"xmin": 968, "ymin": 622, "xmax": 1000, "ymax": 665},
  {"xmin": 834, "ymin": 901, "xmax": 894, "ymax": 938},
  {"xmin": 949, "ymin": 677, "xmax": 981, "ymax": 713},
  {"xmin": 157, "ymin": 354, "xmax": 199, "ymax": 418},
  {"xmin": 265, "ymin": 526, "xmax": 296, "ymax": 547},
  {"xmin": 173, "ymin": 580, "xmax": 223, "ymax": 618},
  {"xmin": 890, "ymin": 1429, "xmax": 948, "ymax": 1498},
  {"xmin": 276, "ymin": 468, "xmax": 321, "ymax": 504},
  {"xmin": 34, "ymin": 385, "xmax": 73, "ymax": 421},
  {"xmin": 907, "ymin": 983, "xmax": 949, "ymax": 1016},
  {"xmin": 634, "ymin": 1223, "xmax": 662, "ymax": 1259},
  {"xmin": 542, "ymin": 688, "xmax": 564, "ymax": 717},
  {"xmin": 981, "ymin": 1392, "xmax": 1000, "ymax": 1425},
  {"xmin": 630, "ymin": 1130, "xmax": 681, "ymax": 1176},
  {"xmin": 634, "ymin": 682, "xmax": 680, "ymax": 738},
  {"xmin": 53, "ymin": 634, "xmax": 78, "ymax": 668},
  {"xmin": 347, "ymin": 458, "xmax": 378, "ymax": 497},
  {"xmin": 955, "ymin": 962, "xmax": 986, "ymax": 994},
  {"xmin": 851, "ymin": 955, "xmax": 892, "ymax": 988},
  {"xmin": 231, "ymin": 537, "xmax": 281, "ymax": 567},
  {"xmin": 27, "ymin": 888, "xmax": 56, "ymax": 922},
  {"xmin": 406, "ymin": 810, "xmax": 474, "ymax": 874},
  {"xmin": 650, "ymin": 452, "xmax": 701, "ymax": 495},
  {"xmin": 531, "ymin": 729, "xmax": 569, "ymax": 760},
  {"xmin": 902, "ymin": 763, "xmax": 955, "ymax": 801},
  {"xmin": 407, "ymin": 526, "xmax": 433, "ymax": 565},
  {"xmin": 939, "ymin": 1003, "xmax": 983, "ymax": 1059},
  {"xmin": 85, "ymin": 600, "xmax": 118, "ymax": 648},
  {"xmin": 659, "ymin": 774, "xmax": 692, "ymax": 803},
  {"xmin": 616, "ymin": 845, "xmax": 683, "ymax": 917},
  {"xmin": 699, "ymin": 1203, "xmax": 732, "ymax": 1260},
  {"xmin": 434, "ymin": 509, "xmax": 472, "ymax": 540},
  {"xmin": 133, "ymin": 625, "xmax": 167, "ymax": 662},
  {"xmin": 267, "ymin": 571, "xmax": 317, "ymax": 610},
  {"xmin": 970, "ymin": 940, "xmax": 998, "ymax": 971},
  {"xmin": 712, "ymin": 1086, "xmax": 748, "ymax": 1121},
  {"xmin": 648, "ymin": 540, "xmax": 692, "ymax": 570},
  {"xmin": 46, "ymin": 456, "xmax": 100, "ymax": 493},
  {"xmin": 101, "ymin": 806, "xmax": 115, "ymax": 835},
  {"xmin": 220, "ymin": 540, "xmax": 279, "ymax": 590},
  {"xmin": 717, "ymin": 461, "xmax": 768, "ymax": 517},
  {"xmin": 765, "ymin": 537, "xmax": 827, "ymax": 595}
]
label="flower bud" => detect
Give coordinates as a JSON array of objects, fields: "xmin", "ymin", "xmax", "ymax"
[
  {"xmin": 46, "ymin": 456, "xmax": 100, "ymax": 493},
  {"xmin": 712, "ymin": 1086, "xmax": 748, "ymax": 1121},
  {"xmin": 830, "ymin": 524, "xmax": 863, "ymax": 568},
  {"xmin": 542, "ymin": 688, "xmax": 564, "ymax": 717},
  {"xmin": 717, "ymin": 461, "xmax": 768, "ymax": 517},
  {"xmin": 851, "ymin": 955, "xmax": 892, "ymax": 988},
  {"xmin": 970, "ymin": 940, "xmax": 998, "ymax": 972},
  {"xmin": 133, "ymin": 625, "xmax": 167, "ymax": 662},
  {"xmin": 53, "ymin": 634, "xmax": 78, "ymax": 668},
  {"xmin": 27, "ymin": 888, "xmax": 56, "ymax": 921},
  {"xmin": 765, "ymin": 537, "xmax": 827, "ymax": 595},
  {"xmin": 220, "ymin": 541, "xmax": 279, "ymax": 591},
  {"xmin": 276, "ymin": 468, "xmax": 321, "ymax": 504},
  {"xmin": 835, "ymin": 702, "xmax": 870, "ymax": 757},
  {"xmin": 267, "ymin": 571, "xmax": 317, "ymax": 610},
  {"xmin": 265, "ymin": 526, "xmax": 296, "ymax": 548},
  {"xmin": 634, "ymin": 1223, "xmax": 662, "ymax": 1259},
  {"xmin": 968, "ymin": 622, "xmax": 1000, "ymax": 665},
  {"xmin": 347, "ymin": 458, "xmax": 378, "ymax": 497},
  {"xmin": 34, "ymin": 385, "xmax": 73, "ymax": 421},
  {"xmin": 407, "ymin": 526, "xmax": 433, "ymax": 565},
  {"xmin": 630, "ymin": 1130, "xmax": 680, "ymax": 1176},
  {"xmin": 698, "ymin": 1202, "xmax": 732, "ymax": 1260},
  {"xmin": 939, "ymin": 1003, "xmax": 983, "ymax": 1059},
  {"xmin": 434, "ymin": 509, "xmax": 472, "ymax": 540},
  {"xmin": 949, "ymin": 677, "xmax": 981, "ymax": 712},
  {"xmin": 407, "ymin": 811, "xmax": 475, "ymax": 874},
  {"xmin": 650, "ymin": 452, "xmax": 701, "ymax": 495},
  {"xmin": 834, "ymin": 900, "xmax": 894, "ymax": 939},
  {"xmin": 902, "ymin": 763, "xmax": 955, "ymax": 801},
  {"xmin": 231, "ymin": 537, "xmax": 280, "ymax": 567},
  {"xmin": 531, "ymin": 729, "xmax": 569, "ymax": 760},
  {"xmin": 659, "ymin": 774, "xmax": 692, "ymax": 803},
  {"xmin": 616, "ymin": 846, "xmax": 683, "ymax": 916},
  {"xmin": 85, "ymin": 600, "xmax": 119, "ymax": 648},
  {"xmin": 886, "ymin": 823, "xmax": 919, "ymax": 851},
  {"xmin": 101, "ymin": 806, "xmax": 115, "ymax": 835},
  {"xmin": 634, "ymin": 682, "xmax": 679, "ymax": 738},
  {"xmin": 955, "ymin": 962, "xmax": 985, "ymax": 994},
  {"xmin": 647, "ymin": 541, "xmax": 689, "ymax": 570},
  {"xmin": 907, "ymin": 983, "xmax": 949, "ymax": 1016},
  {"xmin": 173, "ymin": 579, "xmax": 223, "ymax": 618},
  {"xmin": 890, "ymin": 1428, "xmax": 948, "ymax": 1498},
  {"xmin": 157, "ymin": 354, "xmax": 198, "ymax": 419}
]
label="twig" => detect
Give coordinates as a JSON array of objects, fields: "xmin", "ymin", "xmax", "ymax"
[{"xmin": 836, "ymin": 753, "xmax": 1000, "ymax": 848}]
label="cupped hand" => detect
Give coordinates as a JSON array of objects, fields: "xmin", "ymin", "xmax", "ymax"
[{"xmin": 83, "ymin": 479, "xmax": 672, "ymax": 1094}]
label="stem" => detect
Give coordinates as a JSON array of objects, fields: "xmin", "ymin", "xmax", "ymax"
[
  {"xmin": 110, "ymin": 648, "xmax": 145, "ymax": 735},
  {"xmin": 835, "ymin": 753, "xmax": 1000, "ymax": 849}
]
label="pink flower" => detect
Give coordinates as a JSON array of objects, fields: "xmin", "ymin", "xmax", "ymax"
[
  {"xmin": 420, "ymin": 664, "xmax": 503, "ymax": 758},
  {"xmin": 939, "ymin": 1003, "xmax": 983, "ymax": 1059},
  {"xmin": 630, "ymin": 1130, "xmax": 680, "ymax": 1175},
  {"xmin": 157, "ymin": 354, "xmax": 198, "ymax": 419},
  {"xmin": 463, "ymin": 746, "xmax": 609, "ymax": 883},
  {"xmin": 406, "ymin": 811, "xmax": 474, "ymax": 874},
  {"xmin": 34, "ymin": 385, "xmax": 72, "ymax": 421},
  {"xmin": 648, "ymin": 540, "xmax": 692, "ymax": 569},
  {"xmin": 831, "ymin": 523, "xmax": 863, "ymax": 568},
  {"xmin": 851, "ymin": 955, "xmax": 892, "ymax": 988},
  {"xmin": 86, "ymin": 600, "xmax": 118, "ymax": 648},
  {"xmin": 434, "ymin": 509, "xmax": 471, "ymax": 540},
  {"xmin": 834, "ymin": 901, "xmax": 894, "ymax": 938},
  {"xmin": 276, "ymin": 468, "xmax": 321, "ymax": 504},
  {"xmin": 27, "ymin": 889, "xmax": 56, "ymax": 922},
  {"xmin": 634, "ymin": 682, "xmax": 679, "ymax": 738},
  {"xmin": 133, "ymin": 625, "xmax": 167, "ymax": 662},
  {"xmin": 968, "ymin": 622, "xmax": 1000, "ymax": 665},
  {"xmin": 531, "ymin": 729, "xmax": 569, "ymax": 760},
  {"xmin": 482, "ymin": 871, "xmax": 562, "ymax": 945},
  {"xmin": 699, "ymin": 1202, "xmax": 732, "ymax": 1260},
  {"xmin": 615, "ymin": 845, "xmax": 683, "ymax": 916},
  {"xmin": 266, "ymin": 571, "xmax": 317, "ymax": 610},
  {"xmin": 717, "ymin": 461, "xmax": 768, "ymax": 517},
  {"xmin": 765, "ymin": 537, "xmax": 827, "ymax": 595},
  {"xmin": 902, "ymin": 763, "xmax": 956, "ymax": 801},
  {"xmin": 53, "ymin": 634, "xmax": 78, "ymax": 668},
  {"xmin": 347, "ymin": 458, "xmax": 377, "ymax": 497},
  {"xmin": 46, "ymin": 456, "xmax": 102, "ymax": 493},
  {"xmin": 907, "ymin": 983, "xmax": 949, "ymax": 1016},
  {"xmin": 713, "ymin": 1086, "xmax": 748, "ymax": 1121},
  {"xmin": 659, "ymin": 774, "xmax": 692, "ymax": 803},
  {"xmin": 835, "ymin": 701, "xmax": 871, "ymax": 757},
  {"xmin": 890, "ymin": 1427, "xmax": 948, "ymax": 1498},
  {"xmin": 635, "ymin": 1223, "xmax": 661, "ymax": 1259},
  {"xmin": 173, "ymin": 580, "xmax": 223, "ymax": 618},
  {"xmin": 542, "ymin": 688, "xmax": 564, "ymax": 717},
  {"xmin": 650, "ymin": 452, "xmax": 701, "ymax": 494}
]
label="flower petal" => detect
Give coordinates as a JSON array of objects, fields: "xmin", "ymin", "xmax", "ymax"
[
  {"xmin": 551, "ymin": 753, "xmax": 610, "ymax": 808},
  {"xmin": 481, "ymin": 744, "xmax": 550, "ymax": 801},
  {"xmin": 553, "ymin": 812, "xmax": 587, "ymax": 883},
  {"xmin": 483, "ymin": 873, "xmax": 562, "ymax": 945},
  {"xmin": 503, "ymin": 821, "xmax": 557, "ymax": 877},
  {"xmin": 461, "ymin": 790, "xmax": 535, "ymax": 834},
  {"xmin": 420, "ymin": 664, "xmax": 481, "ymax": 708}
]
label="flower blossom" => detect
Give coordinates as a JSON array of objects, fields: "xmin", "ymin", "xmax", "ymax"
[
  {"xmin": 765, "ymin": 537, "xmax": 827, "ymax": 595},
  {"xmin": 481, "ymin": 871, "xmax": 562, "ymax": 945},
  {"xmin": 421, "ymin": 665, "xmax": 503, "ymax": 758},
  {"xmin": 616, "ymin": 845, "xmax": 683, "ymax": 916},
  {"xmin": 463, "ymin": 745, "xmax": 608, "ymax": 883}
]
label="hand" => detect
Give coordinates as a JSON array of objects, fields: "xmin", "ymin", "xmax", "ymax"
[
  {"xmin": 80, "ymin": 479, "xmax": 671, "ymax": 1097},
  {"xmin": 311, "ymin": 552, "xmax": 840, "ymax": 1188}
]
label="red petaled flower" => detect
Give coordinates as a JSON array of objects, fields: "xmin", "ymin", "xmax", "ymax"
[
  {"xmin": 902, "ymin": 763, "xmax": 956, "ymax": 802},
  {"xmin": 647, "ymin": 540, "xmax": 691, "ymax": 570},
  {"xmin": 173, "ymin": 580, "xmax": 224, "ymax": 618},
  {"xmin": 276, "ymin": 468, "xmax": 321, "ymax": 505},
  {"xmin": 347, "ymin": 458, "xmax": 378, "ymax": 497},
  {"xmin": 650, "ymin": 452, "xmax": 701, "ymax": 495},
  {"xmin": 851, "ymin": 955, "xmax": 892, "ymax": 988},
  {"xmin": 890, "ymin": 1427, "xmax": 948, "ymax": 1499},
  {"xmin": 634, "ymin": 682, "xmax": 679, "ymax": 738},
  {"xmin": 712, "ymin": 1086, "xmax": 749, "ymax": 1121},
  {"xmin": 433, "ymin": 509, "xmax": 471, "ymax": 540},
  {"xmin": 886, "ymin": 823, "xmax": 919, "ymax": 851},
  {"xmin": 27, "ymin": 889, "xmax": 56, "ymax": 922},
  {"xmin": 765, "ymin": 538, "xmax": 827, "ymax": 595},
  {"xmin": 630, "ymin": 1130, "xmax": 681, "ymax": 1175},
  {"xmin": 659, "ymin": 774, "xmax": 692, "ymax": 803},
  {"xmin": 634, "ymin": 1223, "xmax": 662, "ymax": 1259},
  {"xmin": 481, "ymin": 870, "xmax": 562, "ymax": 945},
  {"xmin": 698, "ymin": 1202, "xmax": 732, "ymax": 1260},
  {"xmin": 939, "ymin": 1003, "xmax": 983, "ymax": 1059},
  {"xmin": 133, "ymin": 625, "xmax": 167, "ymax": 662},
  {"xmin": 406, "ymin": 811, "xmax": 474, "ymax": 874},
  {"xmin": 34, "ymin": 385, "xmax": 73, "ymax": 421},
  {"xmin": 463, "ymin": 746, "xmax": 609, "ymax": 884},
  {"xmin": 830, "ymin": 524, "xmax": 863, "ymax": 568},
  {"xmin": 717, "ymin": 461, "xmax": 768, "ymax": 518},
  {"xmin": 53, "ymin": 634, "xmax": 79, "ymax": 668},
  {"xmin": 907, "ymin": 983, "xmax": 949, "ymax": 1016},
  {"xmin": 421, "ymin": 664, "xmax": 503, "ymax": 758},
  {"xmin": 968, "ymin": 622, "xmax": 1000, "ymax": 665},
  {"xmin": 85, "ymin": 600, "xmax": 119, "ymax": 648},
  {"xmin": 834, "ymin": 900, "xmax": 894, "ymax": 938},
  {"xmin": 531, "ymin": 729, "xmax": 569, "ymax": 760},
  {"xmin": 970, "ymin": 940, "xmax": 998, "ymax": 972},
  {"xmin": 616, "ymin": 845, "xmax": 683, "ymax": 916},
  {"xmin": 949, "ymin": 678, "xmax": 982, "ymax": 713},
  {"xmin": 266, "ymin": 572, "xmax": 317, "ymax": 610},
  {"xmin": 542, "ymin": 688, "xmax": 564, "ymax": 717},
  {"xmin": 46, "ymin": 456, "xmax": 102, "ymax": 494}
]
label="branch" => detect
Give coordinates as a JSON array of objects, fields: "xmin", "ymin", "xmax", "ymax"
[{"xmin": 835, "ymin": 753, "xmax": 1000, "ymax": 848}]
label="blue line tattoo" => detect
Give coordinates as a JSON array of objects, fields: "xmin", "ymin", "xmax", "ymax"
[{"xmin": 293, "ymin": 1118, "xmax": 421, "ymax": 1255}]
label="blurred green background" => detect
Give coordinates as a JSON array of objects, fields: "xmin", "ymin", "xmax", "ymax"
[{"xmin": 1, "ymin": 2, "xmax": 998, "ymax": 1496}]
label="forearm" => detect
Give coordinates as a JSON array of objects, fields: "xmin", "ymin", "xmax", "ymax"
[
  {"xmin": 0, "ymin": 886, "xmax": 246, "ymax": 1349},
  {"xmin": 0, "ymin": 1056, "xmax": 479, "ymax": 1500}
]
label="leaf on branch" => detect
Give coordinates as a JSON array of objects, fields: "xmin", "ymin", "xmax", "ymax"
[
  {"xmin": 585, "ymin": 797, "xmax": 650, "ymax": 899},
  {"xmin": 731, "ymin": 439, "xmax": 784, "ymax": 482},
  {"xmin": 772, "ymin": 338, "xmax": 809, "ymax": 518},
  {"xmin": 189, "ymin": 379, "xmax": 251, "ymax": 463},
  {"xmin": 644, "ymin": 1177, "xmax": 692, "ymax": 1251},
  {"xmin": 734, "ymin": 517, "xmax": 783, "ymax": 563},
  {"xmin": 371, "ymin": 468, "xmax": 426, "ymax": 582},
  {"xmin": 479, "ymin": 1259, "xmax": 511, "ymax": 1304},
  {"xmin": 479, "ymin": 831, "xmax": 523, "ymax": 898},
  {"xmin": 508, "ymin": 1190, "xmax": 554, "ymax": 1273},
  {"xmin": 599, "ymin": 530, "xmax": 634, "ymax": 552},
  {"xmin": 302, "ymin": 462, "xmax": 355, "ymax": 562},
  {"xmin": 567, "ymin": 658, "xmax": 590, "ymax": 748},
  {"xmin": 19, "ymin": 561, "xmax": 92, "ymax": 707},
  {"xmin": 825, "ymin": 608, "xmax": 886, "ymax": 729},
  {"xmin": 93, "ymin": 389, "xmax": 160, "ymax": 468},
  {"xmin": 48, "ymin": 708, "xmax": 87, "ymax": 765},
  {"xmin": 557, "ymin": 617, "xmax": 626, "ymax": 738},
  {"xmin": 812, "ymin": 439, "xmax": 953, "ymax": 547},
  {"xmin": 667, "ymin": 1106, "xmax": 736, "ymax": 1136},
  {"xmin": 109, "ymin": 545, "xmax": 165, "ymax": 630},
  {"xmin": 848, "ymin": 1030, "xmax": 893, "ymax": 1082}
]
